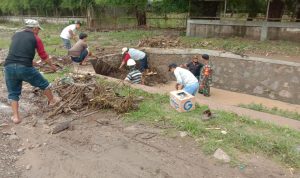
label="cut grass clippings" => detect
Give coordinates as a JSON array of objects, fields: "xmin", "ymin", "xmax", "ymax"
[
  {"xmin": 238, "ymin": 103, "xmax": 300, "ymax": 121},
  {"xmin": 113, "ymin": 85, "xmax": 300, "ymax": 169}
]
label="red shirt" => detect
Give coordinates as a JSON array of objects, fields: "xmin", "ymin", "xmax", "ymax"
[
  {"xmin": 34, "ymin": 34, "xmax": 49, "ymax": 60},
  {"xmin": 122, "ymin": 53, "xmax": 131, "ymax": 63}
]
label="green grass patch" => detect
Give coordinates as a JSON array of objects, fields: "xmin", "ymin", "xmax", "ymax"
[
  {"xmin": 42, "ymin": 67, "xmax": 72, "ymax": 82},
  {"xmin": 0, "ymin": 37, "xmax": 11, "ymax": 49},
  {"xmin": 92, "ymin": 30, "xmax": 159, "ymax": 46},
  {"xmin": 238, "ymin": 103, "xmax": 300, "ymax": 121},
  {"xmin": 1, "ymin": 22, "xmax": 300, "ymax": 57},
  {"xmin": 108, "ymin": 84, "xmax": 300, "ymax": 168},
  {"xmin": 180, "ymin": 36, "xmax": 300, "ymax": 56}
]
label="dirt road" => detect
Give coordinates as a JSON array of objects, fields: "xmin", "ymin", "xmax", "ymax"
[{"xmin": 0, "ymin": 111, "xmax": 297, "ymax": 178}]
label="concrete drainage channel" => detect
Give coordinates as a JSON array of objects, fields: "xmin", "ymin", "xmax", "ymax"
[
  {"xmin": 90, "ymin": 53, "xmax": 168, "ymax": 86},
  {"xmin": 90, "ymin": 48, "xmax": 300, "ymax": 105}
]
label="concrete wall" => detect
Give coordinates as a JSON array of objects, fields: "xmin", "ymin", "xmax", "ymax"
[
  {"xmin": 187, "ymin": 19, "xmax": 300, "ymax": 42},
  {"xmin": 0, "ymin": 16, "xmax": 86, "ymax": 24},
  {"xmin": 145, "ymin": 48, "xmax": 300, "ymax": 104}
]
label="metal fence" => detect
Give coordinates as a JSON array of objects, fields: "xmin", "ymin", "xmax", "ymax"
[{"xmin": 87, "ymin": 5, "xmax": 187, "ymax": 30}]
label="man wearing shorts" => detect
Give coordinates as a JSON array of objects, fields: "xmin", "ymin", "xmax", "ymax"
[{"xmin": 4, "ymin": 19, "xmax": 58, "ymax": 124}]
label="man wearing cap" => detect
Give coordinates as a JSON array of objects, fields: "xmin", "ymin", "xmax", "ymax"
[
  {"xmin": 182, "ymin": 55, "xmax": 204, "ymax": 80},
  {"xmin": 168, "ymin": 63, "xmax": 199, "ymax": 96},
  {"xmin": 60, "ymin": 21, "xmax": 82, "ymax": 49},
  {"xmin": 4, "ymin": 19, "xmax": 59, "ymax": 124},
  {"xmin": 119, "ymin": 47, "xmax": 151, "ymax": 75}
]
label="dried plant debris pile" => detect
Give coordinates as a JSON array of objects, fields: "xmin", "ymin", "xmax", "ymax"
[
  {"xmin": 90, "ymin": 57, "xmax": 167, "ymax": 86},
  {"xmin": 47, "ymin": 74, "xmax": 136, "ymax": 118},
  {"xmin": 93, "ymin": 46, "xmax": 120, "ymax": 56},
  {"xmin": 37, "ymin": 56, "xmax": 72, "ymax": 73},
  {"xmin": 91, "ymin": 58, "xmax": 127, "ymax": 78},
  {"xmin": 137, "ymin": 36, "xmax": 181, "ymax": 48}
]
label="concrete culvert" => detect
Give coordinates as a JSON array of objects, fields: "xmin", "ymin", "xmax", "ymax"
[{"xmin": 90, "ymin": 53, "xmax": 168, "ymax": 86}]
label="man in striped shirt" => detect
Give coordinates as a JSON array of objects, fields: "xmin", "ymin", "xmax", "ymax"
[{"xmin": 125, "ymin": 59, "xmax": 142, "ymax": 84}]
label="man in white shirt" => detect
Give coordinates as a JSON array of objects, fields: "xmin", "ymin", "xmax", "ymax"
[
  {"xmin": 169, "ymin": 63, "xmax": 199, "ymax": 96},
  {"xmin": 60, "ymin": 21, "xmax": 81, "ymax": 49}
]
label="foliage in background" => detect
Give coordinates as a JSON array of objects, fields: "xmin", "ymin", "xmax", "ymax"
[
  {"xmin": 151, "ymin": 0, "xmax": 189, "ymax": 14},
  {"xmin": 0, "ymin": 0, "xmax": 298, "ymax": 22},
  {"xmin": 238, "ymin": 103, "xmax": 300, "ymax": 121}
]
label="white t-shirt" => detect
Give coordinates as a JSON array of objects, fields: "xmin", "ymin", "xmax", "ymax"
[
  {"xmin": 174, "ymin": 67, "xmax": 198, "ymax": 86},
  {"xmin": 128, "ymin": 48, "xmax": 146, "ymax": 61},
  {"xmin": 60, "ymin": 24, "xmax": 77, "ymax": 40}
]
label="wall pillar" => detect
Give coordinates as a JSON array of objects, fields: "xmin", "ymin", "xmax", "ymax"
[
  {"xmin": 260, "ymin": 22, "xmax": 268, "ymax": 41},
  {"xmin": 186, "ymin": 20, "xmax": 191, "ymax": 36}
]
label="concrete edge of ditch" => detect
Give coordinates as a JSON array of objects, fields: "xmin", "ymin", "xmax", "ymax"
[
  {"xmin": 92, "ymin": 73, "xmax": 300, "ymax": 131},
  {"xmin": 144, "ymin": 47, "xmax": 300, "ymax": 67}
]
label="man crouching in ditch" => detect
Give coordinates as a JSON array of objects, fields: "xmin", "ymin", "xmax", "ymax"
[{"xmin": 4, "ymin": 19, "xmax": 59, "ymax": 124}]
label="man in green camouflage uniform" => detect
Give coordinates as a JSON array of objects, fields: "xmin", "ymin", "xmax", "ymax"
[{"xmin": 199, "ymin": 54, "xmax": 213, "ymax": 96}]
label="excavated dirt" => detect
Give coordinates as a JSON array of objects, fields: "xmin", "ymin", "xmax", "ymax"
[{"xmin": 90, "ymin": 56, "xmax": 168, "ymax": 86}]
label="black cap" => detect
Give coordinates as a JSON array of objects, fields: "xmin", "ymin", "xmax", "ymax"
[
  {"xmin": 168, "ymin": 63, "xmax": 177, "ymax": 71},
  {"xmin": 202, "ymin": 54, "xmax": 209, "ymax": 60},
  {"xmin": 75, "ymin": 20, "xmax": 82, "ymax": 25},
  {"xmin": 79, "ymin": 32, "xmax": 88, "ymax": 39}
]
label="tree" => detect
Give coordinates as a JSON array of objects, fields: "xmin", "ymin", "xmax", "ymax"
[
  {"xmin": 0, "ymin": 0, "xmax": 23, "ymax": 15},
  {"xmin": 190, "ymin": 0, "xmax": 223, "ymax": 19},
  {"xmin": 246, "ymin": 0, "xmax": 266, "ymax": 21},
  {"xmin": 297, "ymin": 0, "xmax": 300, "ymax": 22},
  {"xmin": 267, "ymin": 0, "xmax": 285, "ymax": 21},
  {"xmin": 95, "ymin": 0, "xmax": 148, "ymax": 26},
  {"xmin": 151, "ymin": 0, "xmax": 189, "ymax": 14},
  {"xmin": 61, "ymin": 0, "xmax": 81, "ymax": 16}
]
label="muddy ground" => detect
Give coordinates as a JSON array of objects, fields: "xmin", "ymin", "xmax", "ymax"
[
  {"xmin": 0, "ymin": 73, "xmax": 299, "ymax": 178},
  {"xmin": 1, "ymin": 111, "xmax": 298, "ymax": 178},
  {"xmin": 0, "ymin": 25, "xmax": 299, "ymax": 177}
]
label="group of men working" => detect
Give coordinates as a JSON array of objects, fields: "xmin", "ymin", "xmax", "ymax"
[
  {"xmin": 3, "ymin": 19, "xmax": 212, "ymax": 124},
  {"xmin": 59, "ymin": 21, "xmax": 151, "ymax": 82},
  {"xmin": 169, "ymin": 54, "xmax": 212, "ymax": 97},
  {"xmin": 58, "ymin": 21, "xmax": 213, "ymax": 96}
]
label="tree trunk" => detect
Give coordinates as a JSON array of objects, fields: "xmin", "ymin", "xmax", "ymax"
[
  {"xmin": 247, "ymin": 12, "xmax": 257, "ymax": 21},
  {"xmin": 246, "ymin": 0, "xmax": 261, "ymax": 21},
  {"xmin": 190, "ymin": 1, "xmax": 221, "ymax": 20},
  {"xmin": 268, "ymin": 0, "xmax": 285, "ymax": 21},
  {"xmin": 297, "ymin": 1, "xmax": 300, "ymax": 22},
  {"xmin": 87, "ymin": 6, "xmax": 93, "ymax": 29},
  {"xmin": 135, "ymin": 6, "xmax": 147, "ymax": 26}
]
